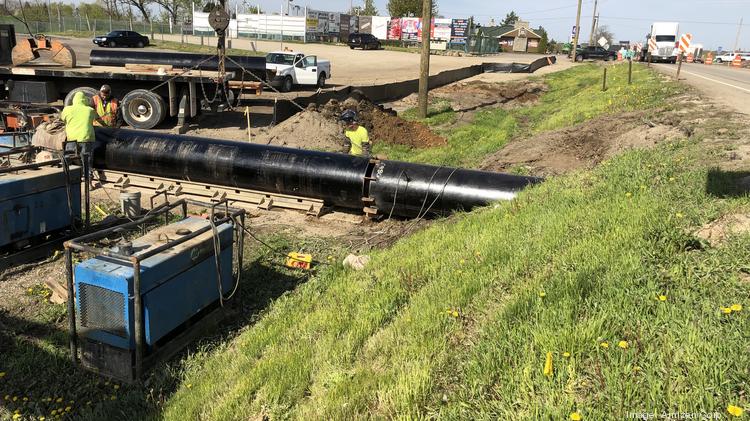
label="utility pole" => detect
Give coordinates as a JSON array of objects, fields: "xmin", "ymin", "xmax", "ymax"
[
  {"xmin": 417, "ymin": 0, "xmax": 432, "ymax": 118},
  {"xmin": 571, "ymin": 0, "xmax": 583, "ymax": 62},
  {"xmin": 589, "ymin": 0, "xmax": 598, "ymax": 45},
  {"xmin": 733, "ymin": 17, "xmax": 743, "ymax": 53}
]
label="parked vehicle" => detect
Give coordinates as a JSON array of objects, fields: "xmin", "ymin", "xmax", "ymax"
[
  {"xmin": 715, "ymin": 52, "xmax": 750, "ymax": 63},
  {"xmin": 649, "ymin": 22, "xmax": 680, "ymax": 63},
  {"xmin": 265, "ymin": 51, "xmax": 331, "ymax": 92},
  {"xmin": 574, "ymin": 46, "xmax": 618, "ymax": 61},
  {"xmin": 93, "ymin": 31, "xmax": 150, "ymax": 48},
  {"xmin": 348, "ymin": 33, "xmax": 381, "ymax": 50},
  {"xmin": 690, "ymin": 44, "xmax": 704, "ymax": 62}
]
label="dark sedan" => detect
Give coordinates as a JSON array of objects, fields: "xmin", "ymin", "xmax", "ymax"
[{"xmin": 93, "ymin": 31, "xmax": 149, "ymax": 48}]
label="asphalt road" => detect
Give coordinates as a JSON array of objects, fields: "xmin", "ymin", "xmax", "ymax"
[{"xmin": 653, "ymin": 62, "xmax": 750, "ymax": 115}]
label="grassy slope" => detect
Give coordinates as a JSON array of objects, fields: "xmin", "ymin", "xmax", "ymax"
[
  {"xmin": 157, "ymin": 64, "xmax": 747, "ymax": 419},
  {"xmin": 375, "ymin": 64, "xmax": 675, "ymax": 168}
]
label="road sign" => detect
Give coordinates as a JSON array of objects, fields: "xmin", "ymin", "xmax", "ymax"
[
  {"xmin": 718, "ymin": 46, "xmax": 723, "ymax": 53},
  {"xmin": 648, "ymin": 37, "xmax": 657, "ymax": 52},
  {"xmin": 678, "ymin": 33, "xmax": 693, "ymax": 53},
  {"xmin": 598, "ymin": 36, "xmax": 608, "ymax": 47}
]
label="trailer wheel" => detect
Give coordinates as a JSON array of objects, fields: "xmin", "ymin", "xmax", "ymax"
[
  {"xmin": 64, "ymin": 87, "xmax": 98, "ymax": 107},
  {"xmin": 122, "ymin": 89, "xmax": 166, "ymax": 129}
]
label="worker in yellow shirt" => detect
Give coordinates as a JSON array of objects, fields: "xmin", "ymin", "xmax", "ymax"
[{"xmin": 340, "ymin": 110, "xmax": 371, "ymax": 157}]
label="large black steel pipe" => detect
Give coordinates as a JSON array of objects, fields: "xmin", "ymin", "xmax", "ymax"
[
  {"xmin": 89, "ymin": 50, "xmax": 267, "ymax": 79},
  {"xmin": 93, "ymin": 128, "xmax": 541, "ymax": 217}
]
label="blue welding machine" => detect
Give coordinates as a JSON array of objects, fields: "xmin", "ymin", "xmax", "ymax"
[
  {"xmin": 74, "ymin": 217, "xmax": 234, "ymax": 380},
  {"xmin": 0, "ymin": 162, "xmax": 81, "ymax": 249}
]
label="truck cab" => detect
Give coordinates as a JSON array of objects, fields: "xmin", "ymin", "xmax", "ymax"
[
  {"xmin": 649, "ymin": 22, "xmax": 680, "ymax": 63},
  {"xmin": 265, "ymin": 51, "xmax": 331, "ymax": 92}
]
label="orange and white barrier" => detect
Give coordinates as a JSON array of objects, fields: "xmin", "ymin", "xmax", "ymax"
[
  {"xmin": 686, "ymin": 53, "xmax": 694, "ymax": 63},
  {"xmin": 732, "ymin": 55, "xmax": 742, "ymax": 68},
  {"xmin": 705, "ymin": 53, "xmax": 713, "ymax": 65}
]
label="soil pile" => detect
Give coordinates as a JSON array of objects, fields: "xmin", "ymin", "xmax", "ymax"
[
  {"xmin": 251, "ymin": 110, "xmax": 346, "ymax": 153},
  {"xmin": 481, "ymin": 112, "xmax": 685, "ymax": 176},
  {"xmin": 253, "ymin": 95, "xmax": 447, "ymax": 151}
]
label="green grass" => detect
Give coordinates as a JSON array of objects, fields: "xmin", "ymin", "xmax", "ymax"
[
  {"xmin": 147, "ymin": 40, "xmax": 266, "ymax": 57},
  {"xmin": 159, "ymin": 64, "xmax": 750, "ymax": 419},
  {"xmin": 376, "ymin": 63, "xmax": 680, "ymax": 168}
]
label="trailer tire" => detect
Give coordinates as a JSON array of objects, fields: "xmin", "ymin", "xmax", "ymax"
[
  {"xmin": 64, "ymin": 87, "xmax": 98, "ymax": 107},
  {"xmin": 122, "ymin": 89, "xmax": 166, "ymax": 129}
]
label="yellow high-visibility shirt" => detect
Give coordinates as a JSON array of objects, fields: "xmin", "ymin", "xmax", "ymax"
[{"xmin": 344, "ymin": 126, "xmax": 370, "ymax": 156}]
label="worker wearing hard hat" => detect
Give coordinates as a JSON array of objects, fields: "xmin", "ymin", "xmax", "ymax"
[
  {"xmin": 92, "ymin": 84, "xmax": 121, "ymax": 128},
  {"xmin": 340, "ymin": 110, "xmax": 371, "ymax": 157}
]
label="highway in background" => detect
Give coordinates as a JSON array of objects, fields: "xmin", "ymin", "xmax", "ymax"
[{"xmin": 653, "ymin": 62, "xmax": 750, "ymax": 115}]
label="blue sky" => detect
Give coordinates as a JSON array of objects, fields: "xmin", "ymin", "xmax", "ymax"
[{"xmin": 253, "ymin": 0, "xmax": 749, "ymax": 50}]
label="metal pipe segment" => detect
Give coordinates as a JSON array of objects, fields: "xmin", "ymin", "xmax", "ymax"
[
  {"xmin": 89, "ymin": 50, "xmax": 267, "ymax": 78},
  {"xmin": 93, "ymin": 128, "xmax": 541, "ymax": 218}
]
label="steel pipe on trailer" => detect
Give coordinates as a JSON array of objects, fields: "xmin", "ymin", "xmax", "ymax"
[
  {"xmin": 89, "ymin": 50, "xmax": 268, "ymax": 80},
  {"xmin": 92, "ymin": 128, "xmax": 542, "ymax": 218}
]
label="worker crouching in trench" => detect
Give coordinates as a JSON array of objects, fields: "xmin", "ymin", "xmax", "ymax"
[{"xmin": 340, "ymin": 109, "xmax": 371, "ymax": 157}]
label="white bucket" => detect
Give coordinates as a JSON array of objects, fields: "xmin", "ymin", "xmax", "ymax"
[{"xmin": 119, "ymin": 190, "xmax": 142, "ymax": 219}]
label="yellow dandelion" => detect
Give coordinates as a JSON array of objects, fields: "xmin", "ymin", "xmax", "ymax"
[
  {"xmin": 3, "ymin": 395, "xmax": 9, "ymax": 400},
  {"xmin": 27, "ymin": 288, "xmax": 33, "ymax": 293},
  {"xmin": 675, "ymin": 212, "xmax": 684, "ymax": 219},
  {"xmin": 186, "ymin": 383, "xmax": 193, "ymax": 389},
  {"xmin": 618, "ymin": 340, "xmax": 628, "ymax": 349},
  {"xmin": 451, "ymin": 310, "xmax": 459, "ymax": 318},
  {"xmin": 0, "ymin": 371, "xmax": 5, "ymax": 377},
  {"xmin": 731, "ymin": 304, "xmax": 743, "ymax": 312},
  {"xmin": 110, "ymin": 395, "xmax": 116, "ymax": 401},
  {"xmin": 658, "ymin": 295, "xmax": 667, "ymax": 302},
  {"xmin": 539, "ymin": 291, "xmax": 546, "ymax": 298},
  {"xmin": 727, "ymin": 405, "xmax": 744, "ymax": 417},
  {"xmin": 23, "ymin": 397, "xmax": 28, "ymax": 401},
  {"xmin": 113, "ymin": 384, "xmax": 120, "ymax": 390},
  {"xmin": 633, "ymin": 366, "xmax": 641, "ymax": 372},
  {"xmin": 51, "ymin": 410, "xmax": 57, "ymax": 416},
  {"xmin": 459, "ymin": 259, "xmax": 465, "ymax": 265},
  {"xmin": 543, "ymin": 352, "xmax": 553, "ymax": 378},
  {"xmin": 39, "ymin": 417, "xmax": 46, "ymax": 421},
  {"xmin": 600, "ymin": 342, "xmax": 609, "ymax": 349},
  {"xmin": 12, "ymin": 396, "xmax": 18, "ymax": 401},
  {"xmin": 13, "ymin": 414, "xmax": 21, "ymax": 420},
  {"xmin": 563, "ymin": 352, "xmax": 571, "ymax": 358},
  {"xmin": 55, "ymin": 397, "xmax": 62, "ymax": 403},
  {"xmin": 625, "ymin": 192, "xmax": 632, "ymax": 198},
  {"xmin": 570, "ymin": 412, "xmax": 582, "ymax": 421},
  {"xmin": 669, "ymin": 177, "xmax": 675, "ymax": 182},
  {"xmin": 721, "ymin": 307, "xmax": 733, "ymax": 314},
  {"xmin": 65, "ymin": 406, "xmax": 71, "ymax": 412}
]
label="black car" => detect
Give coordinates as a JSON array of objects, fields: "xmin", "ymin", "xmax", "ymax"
[
  {"xmin": 348, "ymin": 33, "xmax": 381, "ymax": 50},
  {"xmin": 574, "ymin": 46, "xmax": 617, "ymax": 61},
  {"xmin": 93, "ymin": 31, "xmax": 149, "ymax": 48}
]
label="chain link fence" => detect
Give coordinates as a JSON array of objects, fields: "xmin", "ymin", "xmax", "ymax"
[{"xmin": 0, "ymin": 16, "xmax": 185, "ymax": 37}]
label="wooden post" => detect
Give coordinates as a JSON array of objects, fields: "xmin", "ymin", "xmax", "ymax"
[
  {"xmin": 628, "ymin": 58, "xmax": 632, "ymax": 84},
  {"xmin": 417, "ymin": 0, "xmax": 433, "ymax": 119},
  {"xmin": 676, "ymin": 52, "xmax": 684, "ymax": 80},
  {"xmin": 648, "ymin": 52, "xmax": 652, "ymax": 67},
  {"xmin": 602, "ymin": 67, "xmax": 607, "ymax": 91}
]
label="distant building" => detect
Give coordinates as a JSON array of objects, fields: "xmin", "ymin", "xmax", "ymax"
[{"xmin": 477, "ymin": 20, "xmax": 543, "ymax": 53}]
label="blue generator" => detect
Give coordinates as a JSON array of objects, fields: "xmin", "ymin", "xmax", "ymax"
[
  {"xmin": 0, "ymin": 162, "xmax": 81, "ymax": 249},
  {"xmin": 74, "ymin": 216, "xmax": 235, "ymax": 381}
]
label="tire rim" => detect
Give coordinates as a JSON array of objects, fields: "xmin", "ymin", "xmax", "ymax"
[{"xmin": 128, "ymin": 99, "xmax": 153, "ymax": 122}]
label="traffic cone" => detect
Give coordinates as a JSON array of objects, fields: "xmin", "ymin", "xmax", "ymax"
[
  {"xmin": 705, "ymin": 53, "xmax": 713, "ymax": 65},
  {"xmin": 687, "ymin": 53, "xmax": 694, "ymax": 63},
  {"xmin": 617, "ymin": 51, "xmax": 623, "ymax": 61}
]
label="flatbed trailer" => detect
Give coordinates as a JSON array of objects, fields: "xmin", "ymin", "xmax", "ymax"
[{"xmin": 0, "ymin": 65, "xmax": 235, "ymax": 131}]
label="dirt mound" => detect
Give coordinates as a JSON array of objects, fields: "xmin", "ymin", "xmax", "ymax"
[
  {"xmin": 695, "ymin": 213, "xmax": 750, "ymax": 246},
  {"xmin": 252, "ymin": 110, "xmax": 346, "ymax": 153},
  {"xmin": 436, "ymin": 80, "xmax": 547, "ymax": 111},
  {"xmin": 481, "ymin": 112, "xmax": 685, "ymax": 176}
]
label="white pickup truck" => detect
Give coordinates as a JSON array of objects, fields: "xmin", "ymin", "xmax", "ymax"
[{"xmin": 265, "ymin": 51, "xmax": 331, "ymax": 92}]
